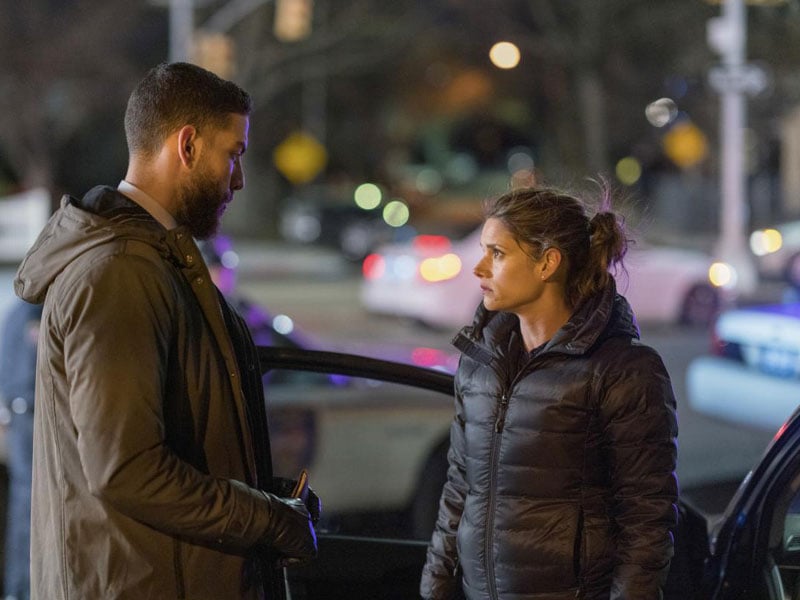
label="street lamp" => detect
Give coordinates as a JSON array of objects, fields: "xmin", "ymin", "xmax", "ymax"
[{"xmin": 489, "ymin": 41, "xmax": 521, "ymax": 70}]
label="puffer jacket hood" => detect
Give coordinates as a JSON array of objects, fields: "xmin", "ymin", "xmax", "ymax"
[
  {"xmin": 15, "ymin": 186, "xmax": 176, "ymax": 304},
  {"xmin": 453, "ymin": 279, "xmax": 639, "ymax": 366}
]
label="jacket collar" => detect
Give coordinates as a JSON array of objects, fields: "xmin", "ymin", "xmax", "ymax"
[
  {"xmin": 15, "ymin": 186, "xmax": 194, "ymax": 303},
  {"xmin": 452, "ymin": 280, "xmax": 640, "ymax": 366}
]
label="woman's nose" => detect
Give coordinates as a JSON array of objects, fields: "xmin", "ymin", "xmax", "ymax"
[{"xmin": 473, "ymin": 256, "xmax": 488, "ymax": 278}]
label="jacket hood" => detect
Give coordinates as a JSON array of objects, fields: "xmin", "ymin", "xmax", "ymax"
[
  {"xmin": 15, "ymin": 186, "xmax": 176, "ymax": 304},
  {"xmin": 453, "ymin": 280, "xmax": 640, "ymax": 364}
]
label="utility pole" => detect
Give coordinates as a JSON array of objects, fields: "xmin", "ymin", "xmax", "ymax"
[
  {"xmin": 707, "ymin": 0, "xmax": 767, "ymax": 294},
  {"xmin": 169, "ymin": 0, "xmax": 195, "ymax": 62}
]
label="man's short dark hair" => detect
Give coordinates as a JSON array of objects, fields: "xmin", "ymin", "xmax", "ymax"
[{"xmin": 124, "ymin": 62, "xmax": 252, "ymax": 157}]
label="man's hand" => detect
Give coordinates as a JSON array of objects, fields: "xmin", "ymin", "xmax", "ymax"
[
  {"xmin": 273, "ymin": 476, "xmax": 322, "ymax": 524},
  {"xmin": 261, "ymin": 493, "xmax": 317, "ymax": 563}
]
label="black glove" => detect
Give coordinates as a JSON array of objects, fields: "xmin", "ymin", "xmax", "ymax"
[
  {"xmin": 260, "ymin": 492, "xmax": 317, "ymax": 563},
  {"xmin": 273, "ymin": 476, "xmax": 322, "ymax": 524}
]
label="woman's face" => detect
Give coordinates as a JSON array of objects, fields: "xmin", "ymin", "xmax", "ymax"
[{"xmin": 474, "ymin": 217, "xmax": 547, "ymax": 316}]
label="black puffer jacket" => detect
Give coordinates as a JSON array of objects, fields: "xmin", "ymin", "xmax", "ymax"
[{"xmin": 420, "ymin": 283, "xmax": 679, "ymax": 600}]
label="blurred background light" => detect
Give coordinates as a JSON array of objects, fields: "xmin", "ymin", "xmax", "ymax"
[
  {"xmin": 645, "ymin": 97, "xmax": 679, "ymax": 127},
  {"xmin": 272, "ymin": 314, "xmax": 295, "ymax": 335},
  {"xmin": 419, "ymin": 253, "xmax": 462, "ymax": 282},
  {"xmin": 354, "ymin": 182, "xmax": 382, "ymax": 210},
  {"xmin": 709, "ymin": 261, "xmax": 737, "ymax": 288},
  {"xmin": 663, "ymin": 121, "xmax": 708, "ymax": 169},
  {"xmin": 362, "ymin": 253, "xmax": 385, "ymax": 280},
  {"xmin": 415, "ymin": 167, "xmax": 444, "ymax": 194},
  {"xmin": 615, "ymin": 156, "xmax": 642, "ymax": 185},
  {"xmin": 750, "ymin": 228, "xmax": 783, "ymax": 256},
  {"xmin": 489, "ymin": 41, "xmax": 521, "ymax": 69},
  {"xmin": 507, "ymin": 148, "xmax": 534, "ymax": 174},
  {"xmin": 220, "ymin": 249, "xmax": 240, "ymax": 269},
  {"xmin": 382, "ymin": 200, "xmax": 410, "ymax": 227},
  {"xmin": 392, "ymin": 254, "xmax": 418, "ymax": 280}
]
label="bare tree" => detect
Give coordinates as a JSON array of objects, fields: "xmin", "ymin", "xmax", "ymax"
[{"xmin": 0, "ymin": 0, "xmax": 154, "ymax": 194}]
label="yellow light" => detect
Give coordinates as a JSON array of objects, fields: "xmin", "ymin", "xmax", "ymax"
[
  {"xmin": 489, "ymin": 42, "xmax": 521, "ymax": 70},
  {"xmin": 662, "ymin": 121, "xmax": 708, "ymax": 169},
  {"xmin": 749, "ymin": 228, "xmax": 782, "ymax": 256},
  {"xmin": 420, "ymin": 253, "xmax": 462, "ymax": 282},
  {"xmin": 382, "ymin": 200, "xmax": 409, "ymax": 227},
  {"xmin": 272, "ymin": 130, "xmax": 327, "ymax": 184},
  {"xmin": 354, "ymin": 183, "xmax": 381, "ymax": 210},
  {"xmin": 615, "ymin": 157, "xmax": 642, "ymax": 186},
  {"xmin": 709, "ymin": 262, "xmax": 736, "ymax": 288}
]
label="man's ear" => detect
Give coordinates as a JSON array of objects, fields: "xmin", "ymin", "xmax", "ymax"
[{"xmin": 177, "ymin": 125, "xmax": 198, "ymax": 168}]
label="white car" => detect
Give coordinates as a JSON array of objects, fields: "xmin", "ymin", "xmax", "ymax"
[
  {"xmin": 687, "ymin": 303, "xmax": 800, "ymax": 431},
  {"xmin": 361, "ymin": 227, "xmax": 737, "ymax": 329}
]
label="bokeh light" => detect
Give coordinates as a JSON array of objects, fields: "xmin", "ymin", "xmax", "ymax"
[
  {"xmin": 489, "ymin": 41, "xmax": 521, "ymax": 69},
  {"xmin": 420, "ymin": 253, "xmax": 462, "ymax": 282},
  {"xmin": 415, "ymin": 168, "xmax": 443, "ymax": 195},
  {"xmin": 645, "ymin": 98, "xmax": 678, "ymax": 127},
  {"xmin": 750, "ymin": 228, "xmax": 783, "ymax": 256},
  {"xmin": 272, "ymin": 314, "xmax": 295, "ymax": 335},
  {"xmin": 383, "ymin": 200, "xmax": 410, "ymax": 227},
  {"xmin": 354, "ymin": 183, "xmax": 382, "ymax": 210},
  {"xmin": 615, "ymin": 156, "xmax": 642, "ymax": 186},
  {"xmin": 220, "ymin": 249, "xmax": 240, "ymax": 269},
  {"xmin": 709, "ymin": 262, "xmax": 737, "ymax": 289}
]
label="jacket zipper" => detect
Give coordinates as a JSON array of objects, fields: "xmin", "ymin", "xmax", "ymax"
[
  {"xmin": 495, "ymin": 393, "xmax": 509, "ymax": 433},
  {"xmin": 485, "ymin": 392, "xmax": 508, "ymax": 600}
]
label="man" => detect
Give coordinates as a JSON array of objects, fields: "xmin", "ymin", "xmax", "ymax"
[
  {"xmin": 13, "ymin": 62, "xmax": 317, "ymax": 599},
  {"xmin": 0, "ymin": 298, "xmax": 42, "ymax": 600}
]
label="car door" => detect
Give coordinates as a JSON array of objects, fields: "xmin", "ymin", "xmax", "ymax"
[
  {"xmin": 258, "ymin": 346, "xmax": 461, "ymax": 599},
  {"xmin": 697, "ymin": 410, "xmax": 800, "ymax": 599}
]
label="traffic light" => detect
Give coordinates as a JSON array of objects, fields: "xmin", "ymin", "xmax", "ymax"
[{"xmin": 274, "ymin": 0, "xmax": 313, "ymax": 42}]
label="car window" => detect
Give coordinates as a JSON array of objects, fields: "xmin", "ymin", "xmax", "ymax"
[{"xmin": 265, "ymin": 373, "xmax": 454, "ymax": 541}]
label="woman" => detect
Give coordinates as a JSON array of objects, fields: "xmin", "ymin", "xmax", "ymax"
[{"xmin": 420, "ymin": 186, "xmax": 679, "ymax": 600}]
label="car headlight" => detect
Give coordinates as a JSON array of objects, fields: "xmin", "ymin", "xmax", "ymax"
[
  {"xmin": 750, "ymin": 228, "xmax": 782, "ymax": 256},
  {"xmin": 708, "ymin": 261, "xmax": 738, "ymax": 289},
  {"xmin": 419, "ymin": 253, "xmax": 462, "ymax": 282}
]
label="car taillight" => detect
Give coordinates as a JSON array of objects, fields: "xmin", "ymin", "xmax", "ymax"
[
  {"xmin": 413, "ymin": 234, "xmax": 451, "ymax": 254},
  {"xmin": 419, "ymin": 253, "xmax": 462, "ymax": 282},
  {"xmin": 362, "ymin": 253, "xmax": 386, "ymax": 280}
]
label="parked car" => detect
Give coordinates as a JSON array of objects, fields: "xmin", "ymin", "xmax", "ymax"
[
  {"xmin": 361, "ymin": 227, "xmax": 737, "ymax": 329},
  {"xmin": 687, "ymin": 302, "xmax": 800, "ymax": 431},
  {"xmin": 259, "ymin": 344, "xmax": 800, "ymax": 599},
  {"xmin": 280, "ymin": 188, "xmax": 398, "ymax": 262},
  {"xmin": 750, "ymin": 220, "xmax": 800, "ymax": 286}
]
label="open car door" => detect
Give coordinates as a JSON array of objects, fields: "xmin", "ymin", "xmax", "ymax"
[{"xmin": 258, "ymin": 346, "xmax": 460, "ymax": 599}]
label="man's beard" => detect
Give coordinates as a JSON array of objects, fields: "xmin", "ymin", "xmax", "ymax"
[{"xmin": 175, "ymin": 168, "xmax": 230, "ymax": 240}]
